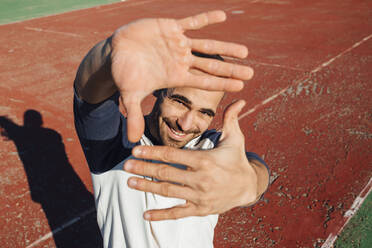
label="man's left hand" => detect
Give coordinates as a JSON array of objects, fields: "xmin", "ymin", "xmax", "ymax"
[{"xmin": 124, "ymin": 100, "xmax": 267, "ymax": 221}]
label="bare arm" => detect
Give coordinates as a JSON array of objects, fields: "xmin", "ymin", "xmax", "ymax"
[{"xmin": 74, "ymin": 37, "xmax": 116, "ymax": 104}]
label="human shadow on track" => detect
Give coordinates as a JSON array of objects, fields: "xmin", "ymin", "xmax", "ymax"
[{"xmin": 0, "ymin": 110, "xmax": 103, "ymax": 248}]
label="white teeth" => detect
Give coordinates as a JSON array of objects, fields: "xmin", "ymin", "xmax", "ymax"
[{"xmin": 171, "ymin": 127, "xmax": 185, "ymax": 136}]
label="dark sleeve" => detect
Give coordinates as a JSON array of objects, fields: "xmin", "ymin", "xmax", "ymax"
[
  {"xmin": 73, "ymin": 88, "xmax": 137, "ymax": 174},
  {"xmin": 245, "ymin": 152, "xmax": 270, "ymax": 205},
  {"xmin": 246, "ymin": 152, "xmax": 270, "ymax": 177}
]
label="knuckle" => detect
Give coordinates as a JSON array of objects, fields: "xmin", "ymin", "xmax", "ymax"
[
  {"xmin": 160, "ymin": 183, "xmax": 170, "ymax": 197},
  {"xmin": 162, "ymin": 147, "xmax": 175, "ymax": 162},
  {"xmin": 203, "ymin": 41, "xmax": 210, "ymax": 51},
  {"xmin": 199, "ymin": 156, "xmax": 211, "ymax": 167},
  {"xmin": 194, "ymin": 195, "xmax": 202, "ymax": 205},
  {"xmin": 157, "ymin": 166, "xmax": 169, "ymax": 180},
  {"xmin": 140, "ymin": 162, "xmax": 149, "ymax": 175},
  {"xmin": 207, "ymin": 60, "xmax": 217, "ymax": 71},
  {"xmin": 134, "ymin": 178, "xmax": 145, "ymax": 189},
  {"xmin": 229, "ymin": 64, "xmax": 235, "ymax": 77},
  {"xmin": 198, "ymin": 179, "xmax": 211, "ymax": 192},
  {"xmin": 169, "ymin": 210, "xmax": 178, "ymax": 220}
]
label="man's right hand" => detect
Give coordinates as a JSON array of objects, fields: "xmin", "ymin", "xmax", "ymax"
[{"xmin": 110, "ymin": 10, "xmax": 253, "ymax": 142}]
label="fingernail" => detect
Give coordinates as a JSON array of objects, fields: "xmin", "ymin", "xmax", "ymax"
[
  {"xmin": 133, "ymin": 147, "xmax": 142, "ymax": 157},
  {"xmin": 128, "ymin": 178, "xmax": 137, "ymax": 187},
  {"xmin": 144, "ymin": 212, "xmax": 151, "ymax": 220},
  {"xmin": 124, "ymin": 161, "xmax": 133, "ymax": 171}
]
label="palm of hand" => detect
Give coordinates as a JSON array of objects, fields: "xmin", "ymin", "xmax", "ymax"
[
  {"xmin": 111, "ymin": 18, "xmax": 191, "ymax": 103},
  {"xmin": 111, "ymin": 19, "xmax": 195, "ymax": 142}
]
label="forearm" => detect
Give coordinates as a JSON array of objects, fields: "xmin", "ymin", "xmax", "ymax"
[{"xmin": 74, "ymin": 36, "xmax": 117, "ymax": 104}]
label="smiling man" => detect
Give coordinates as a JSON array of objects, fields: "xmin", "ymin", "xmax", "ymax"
[
  {"xmin": 151, "ymin": 86, "xmax": 223, "ymax": 148},
  {"xmin": 74, "ymin": 11, "xmax": 269, "ymax": 248}
]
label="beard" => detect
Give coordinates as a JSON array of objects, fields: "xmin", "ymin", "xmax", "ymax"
[
  {"xmin": 158, "ymin": 117, "xmax": 201, "ymax": 148},
  {"xmin": 162, "ymin": 117, "xmax": 200, "ymax": 135}
]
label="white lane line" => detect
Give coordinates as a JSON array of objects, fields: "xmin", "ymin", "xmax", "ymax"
[
  {"xmin": 250, "ymin": 61, "xmax": 307, "ymax": 71},
  {"xmin": 321, "ymin": 177, "xmax": 372, "ymax": 248},
  {"xmin": 311, "ymin": 34, "xmax": 372, "ymax": 73},
  {"xmin": 238, "ymin": 82, "xmax": 296, "ymax": 120},
  {"xmin": 26, "ymin": 207, "xmax": 95, "ymax": 248},
  {"xmin": 24, "ymin": 27, "xmax": 83, "ymax": 38},
  {"xmin": 231, "ymin": 10, "xmax": 245, "ymax": 15},
  {"xmin": 99, "ymin": 0, "xmax": 157, "ymax": 12},
  {"xmin": 238, "ymin": 33, "xmax": 372, "ymax": 120}
]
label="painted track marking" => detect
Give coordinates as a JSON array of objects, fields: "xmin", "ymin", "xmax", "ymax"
[
  {"xmin": 321, "ymin": 177, "xmax": 372, "ymax": 248},
  {"xmin": 25, "ymin": 207, "xmax": 96, "ymax": 248},
  {"xmin": 24, "ymin": 27, "xmax": 83, "ymax": 38},
  {"xmin": 311, "ymin": 34, "xmax": 372, "ymax": 73},
  {"xmin": 249, "ymin": 60, "xmax": 307, "ymax": 72},
  {"xmin": 238, "ymin": 33, "xmax": 372, "ymax": 120}
]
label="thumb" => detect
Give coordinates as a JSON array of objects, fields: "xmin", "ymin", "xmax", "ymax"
[
  {"xmin": 221, "ymin": 100, "xmax": 246, "ymax": 138},
  {"xmin": 121, "ymin": 95, "xmax": 145, "ymax": 143}
]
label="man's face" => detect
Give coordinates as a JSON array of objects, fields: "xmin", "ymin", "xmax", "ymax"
[{"xmin": 156, "ymin": 87, "xmax": 224, "ymax": 148}]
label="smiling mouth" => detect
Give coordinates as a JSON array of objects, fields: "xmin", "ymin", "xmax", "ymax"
[
  {"xmin": 164, "ymin": 120, "xmax": 188, "ymax": 141},
  {"xmin": 167, "ymin": 123, "xmax": 187, "ymax": 140}
]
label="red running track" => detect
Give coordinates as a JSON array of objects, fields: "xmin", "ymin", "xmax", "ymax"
[{"xmin": 0, "ymin": 0, "xmax": 371, "ymax": 247}]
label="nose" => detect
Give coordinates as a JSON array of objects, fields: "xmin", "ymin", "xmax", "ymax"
[{"xmin": 177, "ymin": 110, "xmax": 196, "ymax": 132}]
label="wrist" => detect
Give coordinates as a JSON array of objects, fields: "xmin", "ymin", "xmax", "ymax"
[{"xmin": 238, "ymin": 160, "xmax": 258, "ymax": 207}]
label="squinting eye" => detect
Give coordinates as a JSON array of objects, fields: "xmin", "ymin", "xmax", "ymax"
[
  {"xmin": 173, "ymin": 99, "xmax": 187, "ymax": 106},
  {"xmin": 200, "ymin": 111, "xmax": 213, "ymax": 118}
]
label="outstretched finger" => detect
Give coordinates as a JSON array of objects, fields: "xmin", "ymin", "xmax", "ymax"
[
  {"xmin": 177, "ymin": 10, "xmax": 226, "ymax": 30},
  {"xmin": 219, "ymin": 100, "xmax": 246, "ymax": 142},
  {"xmin": 144, "ymin": 202, "xmax": 199, "ymax": 221},
  {"xmin": 132, "ymin": 145, "xmax": 205, "ymax": 170},
  {"xmin": 127, "ymin": 177, "xmax": 197, "ymax": 202},
  {"xmin": 192, "ymin": 39, "xmax": 248, "ymax": 58},
  {"xmin": 124, "ymin": 159, "xmax": 193, "ymax": 185},
  {"xmin": 223, "ymin": 99, "xmax": 246, "ymax": 130},
  {"xmin": 122, "ymin": 96, "xmax": 145, "ymax": 142},
  {"xmin": 184, "ymin": 72, "xmax": 244, "ymax": 92},
  {"xmin": 192, "ymin": 56, "xmax": 254, "ymax": 80}
]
